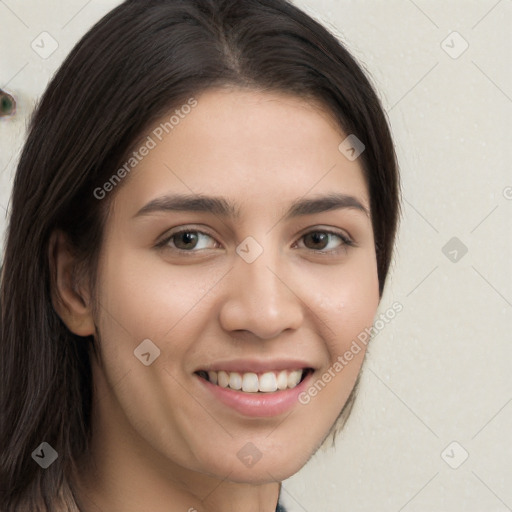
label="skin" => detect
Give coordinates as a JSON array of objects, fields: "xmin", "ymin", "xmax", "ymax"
[{"xmin": 51, "ymin": 87, "xmax": 380, "ymax": 512}]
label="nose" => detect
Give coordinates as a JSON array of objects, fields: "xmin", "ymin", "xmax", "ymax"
[{"xmin": 218, "ymin": 244, "xmax": 304, "ymax": 340}]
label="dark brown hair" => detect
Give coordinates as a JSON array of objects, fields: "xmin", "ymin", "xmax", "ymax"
[{"xmin": 0, "ymin": 0, "xmax": 401, "ymax": 509}]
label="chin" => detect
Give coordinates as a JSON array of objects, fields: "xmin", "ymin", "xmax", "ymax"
[{"xmin": 198, "ymin": 445, "xmax": 313, "ymax": 484}]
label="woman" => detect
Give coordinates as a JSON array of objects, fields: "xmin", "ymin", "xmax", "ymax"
[{"xmin": 0, "ymin": 0, "xmax": 401, "ymax": 510}]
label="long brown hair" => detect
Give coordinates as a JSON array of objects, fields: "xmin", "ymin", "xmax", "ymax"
[{"xmin": 0, "ymin": 0, "xmax": 401, "ymax": 509}]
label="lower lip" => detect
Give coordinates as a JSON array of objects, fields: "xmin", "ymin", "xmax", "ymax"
[{"xmin": 196, "ymin": 371, "xmax": 313, "ymax": 418}]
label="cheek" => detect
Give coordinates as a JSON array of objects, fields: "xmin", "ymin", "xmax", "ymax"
[
  {"xmin": 296, "ymin": 251, "xmax": 379, "ymax": 411},
  {"xmin": 94, "ymin": 247, "xmax": 222, "ymax": 365},
  {"xmin": 295, "ymin": 275, "xmax": 378, "ymax": 430},
  {"xmin": 90, "ymin": 249, "xmax": 221, "ymax": 455},
  {"xmin": 306, "ymin": 251, "xmax": 380, "ymax": 347}
]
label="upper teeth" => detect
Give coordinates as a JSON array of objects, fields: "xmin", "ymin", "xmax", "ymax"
[{"xmin": 205, "ymin": 369, "xmax": 304, "ymax": 392}]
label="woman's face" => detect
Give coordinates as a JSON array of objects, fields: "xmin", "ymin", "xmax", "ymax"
[{"xmin": 89, "ymin": 87, "xmax": 379, "ymax": 484}]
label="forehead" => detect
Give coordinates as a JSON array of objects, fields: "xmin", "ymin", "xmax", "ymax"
[{"xmin": 111, "ymin": 87, "xmax": 369, "ymax": 220}]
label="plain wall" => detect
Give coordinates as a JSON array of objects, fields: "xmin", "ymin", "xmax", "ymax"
[{"xmin": 1, "ymin": 1, "xmax": 511, "ymax": 511}]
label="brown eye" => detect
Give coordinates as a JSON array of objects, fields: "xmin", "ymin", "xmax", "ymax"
[
  {"xmin": 298, "ymin": 230, "xmax": 354, "ymax": 253},
  {"xmin": 173, "ymin": 231, "xmax": 199, "ymax": 250},
  {"xmin": 159, "ymin": 229, "xmax": 219, "ymax": 252},
  {"xmin": 303, "ymin": 232, "xmax": 330, "ymax": 250}
]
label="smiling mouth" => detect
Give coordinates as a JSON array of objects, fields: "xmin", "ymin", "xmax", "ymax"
[{"xmin": 195, "ymin": 368, "xmax": 313, "ymax": 393}]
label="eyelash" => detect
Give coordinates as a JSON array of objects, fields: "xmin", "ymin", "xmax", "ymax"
[{"xmin": 155, "ymin": 226, "xmax": 356, "ymax": 256}]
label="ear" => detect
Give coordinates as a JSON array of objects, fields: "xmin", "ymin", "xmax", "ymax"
[{"xmin": 48, "ymin": 230, "xmax": 96, "ymax": 337}]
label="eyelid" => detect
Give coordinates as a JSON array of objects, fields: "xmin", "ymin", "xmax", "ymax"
[
  {"xmin": 155, "ymin": 226, "xmax": 219, "ymax": 250},
  {"xmin": 155, "ymin": 224, "xmax": 356, "ymax": 253},
  {"xmin": 295, "ymin": 225, "xmax": 354, "ymax": 245}
]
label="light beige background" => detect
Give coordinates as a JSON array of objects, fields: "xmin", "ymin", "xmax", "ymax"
[{"xmin": 1, "ymin": 1, "xmax": 511, "ymax": 511}]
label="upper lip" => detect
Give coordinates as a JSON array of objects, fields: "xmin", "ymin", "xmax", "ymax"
[{"xmin": 195, "ymin": 358, "xmax": 315, "ymax": 374}]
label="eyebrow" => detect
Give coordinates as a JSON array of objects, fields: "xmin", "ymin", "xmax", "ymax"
[{"xmin": 133, "ymin": 192, "xmax": 370, "ymax": 220}]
